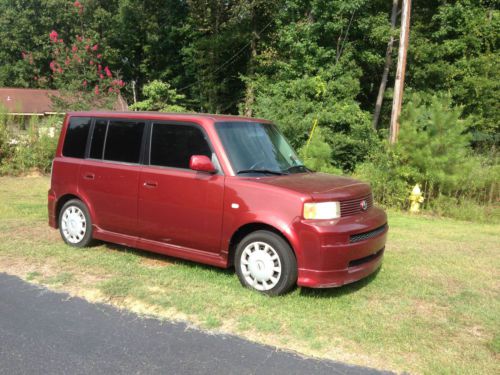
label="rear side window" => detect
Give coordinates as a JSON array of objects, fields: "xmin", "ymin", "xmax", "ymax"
[
  {"xmin": 62, "ymin": 117, "xmax": 91, "ymax": 158},
  {"xmin": 104, "ymin": 120, "xmax": 145, "ymax": 163},
  {"xmin": 150, "ymin": 123, "xmax": 212, "ymax": 169}
]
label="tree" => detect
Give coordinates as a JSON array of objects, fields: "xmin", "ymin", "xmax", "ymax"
[
  {"xmin": 129, "ymin": 80, "xmax": 187, "ymax": 112},
  {"xmin": 372, "ymin": 0, "xmax": 399, "ymax": 130},
  {"xmin": 40, "ymin": 1, "xmax": 125, "ymax": 110}
]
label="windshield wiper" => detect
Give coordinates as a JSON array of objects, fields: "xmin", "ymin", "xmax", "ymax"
[
  {"xmin": 283, "ymin": 165, "xmax": 311, "ymax": 173},
  {"xmin": 237, "ymin": 169, "xmax": 286, "ymax": 176}
]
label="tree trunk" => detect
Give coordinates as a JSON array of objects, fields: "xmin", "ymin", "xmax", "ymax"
[
  {"xmin": 244, "ymin": 32, "xmax": 257, "ymax": 117},
  {"xmin": 244, "ymin": 9, "xmax": 258, "ymax": 118},
  {"xmin": 372, "ymin": 0, "xmax": 399, "ymax": 130},
  {"xmin": 389, "ymin": 0, "xmax": 411, "ymax": 144},
  {"xmin": 131, "ymin": 80, "xmax": 137, "ymax": 105}
]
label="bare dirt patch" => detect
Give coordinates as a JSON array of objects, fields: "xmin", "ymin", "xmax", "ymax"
[
  {"xmin": 141, "ymin": 256, "xmax": 173, "ymax": 268},
  {"xmin": 0, "ymin": 220, "xmax": 59, "ymax": 243}
]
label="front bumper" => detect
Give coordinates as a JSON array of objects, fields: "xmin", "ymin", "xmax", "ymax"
[{"xmin": 293, "ymin": 207, "xmax": 388, "ymax": 288}]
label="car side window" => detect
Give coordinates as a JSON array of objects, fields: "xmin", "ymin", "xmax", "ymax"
[
  {"xmin": 62, "ymin": 117, "xmax": 91, "ymax": 158},
  {"xmin": 103, "ymin": 120, "xmax": 145, "ymax": 164},
  {"xmin": 150, "ymin": 123, "xmax": 212, "ymax": 169}
]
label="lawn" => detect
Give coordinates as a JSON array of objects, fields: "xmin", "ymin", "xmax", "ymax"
[{"xmin": 0, "ymin": 176, "xmax": 498, "ymax": 374}]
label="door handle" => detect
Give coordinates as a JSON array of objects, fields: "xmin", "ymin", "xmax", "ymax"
[
  {"xmin": 83, "ymin": 173, "xmax": 95, "ymax": 180},
  {"xmin": 143, "ymin": 181, "xmax": 158, "ymax": 188}
]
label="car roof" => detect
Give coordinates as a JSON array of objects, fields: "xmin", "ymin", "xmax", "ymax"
[{"xmin": 66, "ymin": 111, "xmax": 272, "ymax": 124}]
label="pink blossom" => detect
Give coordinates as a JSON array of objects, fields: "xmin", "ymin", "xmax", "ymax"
[
  {"xmin": 49, "ymin": 30, "xmax": 58, "ymax": 42},
  {"xmin": 97, "ymin": 54, "xmax": 102, "ymax": 59},
  {"xmin": 85, "ymin": 45, "xmax": 90, "ymax": 51},
  {"xmin": 111, "ymin": 79, "xmax": 124, "ymax": 87},
  {"xmin": 58, "ymin": 38, "xmax": 64, "ymax": 44},
  {"xmin": 97, "ymin": 64, "xmax": 102, "ymax": 72},
  {"xmin": 100, "ymin": 74, "xmax": 104, "ymax": 79},
  {"xmin": 89, "ymin": 60, "xmax": 94, "ymax": 66},
  {"xmin": 72, "ymin": 45, "xmax": 78, "ymax": 53},
  {"xmin": 65, "ymin": 57, "xmax": 70, "ymax": 66},
  {"xmin": 82, "ymin": 80, "xmax": 87, "ymax": 87},
  {"xmin": 58, "ymin": 67, "xmax": 63, "ymax": 73},
  {"xmin": 104, "ymin": 66, "xmax": 112, "ymax": 78},
  {"xmin": 21, "ymin": 51, "xmax": 27, "ymax": 59},
  {"xmin": 94, "ymin": 85, "xmax": 99, "ymax": 95},
  {"xmin": 74, "ymin": 1, "xmax": 81, "ymax": 8},
  {"xmin": 49, "ymin": 61, "xmax": 56, "ymax": 71},
  {"xmin": 92, "ymin": 44, "xmax": 98, "ymax": 51},
  {"xmin": 109, "ymin": 87, "xmax": 114, "ymax": 93}
]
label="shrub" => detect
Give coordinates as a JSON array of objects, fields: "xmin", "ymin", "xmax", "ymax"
[
  {"xmin": 427, "ymin": 195, "xmax": 500, "ymax": 224},
  {"xmin": 355, "ymin": 93, "xmax": 499, "ymax": 219},
  {"xmin": 354, "ymin": 146, "xmax": 413, "ymax": 208},
  {"xmin": 298, "ymin": 126, "xmax": 342, "ymax": 174},
  {"xmin": 0, "ymin": 116, "xmax": 61, "ymax": 175}
]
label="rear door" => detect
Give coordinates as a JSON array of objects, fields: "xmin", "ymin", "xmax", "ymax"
[
  {"xmin": 79, "ymin": 118, "xmax": 146, "ymax": 236},
  {"xmin": 138, "ymin": 122, "xmax": 224, "ymax": 253}
]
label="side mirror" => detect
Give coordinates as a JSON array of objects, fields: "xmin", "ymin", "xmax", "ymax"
[{"xmin": 189, "ymin": 155, "xmax": 216, "ymax": 173}]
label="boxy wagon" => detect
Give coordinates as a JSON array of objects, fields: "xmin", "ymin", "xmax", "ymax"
[{"xmin": 48, "ymin": 112, "xmax": 388, "ymax": 295}]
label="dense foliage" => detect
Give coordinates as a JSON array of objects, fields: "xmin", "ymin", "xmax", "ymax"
[
  {"xmin": 355, "ymin": 94, "xmax": 499, "ymax": 221},
  {"xmin": 0, "ymin": 0, "xmax": 498, "ymax": 219},
  {"xmin": 0, "ymin": 111, "xmax": 61, "ymax": 175}
]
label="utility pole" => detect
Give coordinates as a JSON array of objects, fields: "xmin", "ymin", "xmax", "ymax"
[
  {"xmin": 372, "ymin": 0, "xmax": 399, "ymax": 130},
  {"xmin": 389, "ymin": 0, "xmax": 411, "ymax": 144}
]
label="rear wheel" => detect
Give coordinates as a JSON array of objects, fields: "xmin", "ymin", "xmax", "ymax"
[
  {"xmin": 235, "ymin": 230, "xmax": 297, "ymax": 296},
  {"xmin": 59, "ymin": 199, "xmax": 94, "ymax": 247}
]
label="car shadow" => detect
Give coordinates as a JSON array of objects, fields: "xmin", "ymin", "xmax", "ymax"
[
  {"xmin": 96, "ymin": 241, "xmax": 380, "ymax": 297},
  {"xmin": 99, "ymin": 241, "xmax": 234, "ymax": 276}
]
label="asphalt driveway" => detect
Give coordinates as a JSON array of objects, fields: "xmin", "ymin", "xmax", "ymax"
[{"xmin": 0, "ymin": 273, "xmax": 391, "ymax": 374}]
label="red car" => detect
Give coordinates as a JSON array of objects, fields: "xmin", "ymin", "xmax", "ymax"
[{"xmin": 48, "ymin": 112, "xmax": 387, "ymax": 295}]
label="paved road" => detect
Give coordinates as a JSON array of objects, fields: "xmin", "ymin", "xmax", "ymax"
[{"xmin": 0, "ymin": 273, "xmax": 390, "ymax": 375}]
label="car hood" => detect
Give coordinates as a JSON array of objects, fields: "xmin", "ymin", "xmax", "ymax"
[{"xmin": 252, "ymin": 172, "xmax": 371, "ymax": 201}]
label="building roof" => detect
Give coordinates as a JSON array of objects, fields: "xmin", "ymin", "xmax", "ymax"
[{"xmin": 0, "ymin": 87, "xmax": 128, "ymax": 114}]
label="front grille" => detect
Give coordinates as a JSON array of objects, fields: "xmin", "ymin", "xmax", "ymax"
[
  {"xmin": 348, "ymin": 248, "xmax": 384, "ymax": 268},
  {"xmin": 340, "ymin": 193, "xmax": 373, "ymax": 217},
  {"xmin": 349, "ymin": 224, "xmax": 387, "ymax": 243}
]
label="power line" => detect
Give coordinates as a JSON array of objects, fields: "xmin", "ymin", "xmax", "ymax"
[{"xmin": 177, "ymin": 19, "xmax": 274, "ymax": 93}]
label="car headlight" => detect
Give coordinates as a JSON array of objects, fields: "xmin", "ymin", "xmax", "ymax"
[{"xmin": 303, "ymin": 202, "xmax": 340, "ymax": 220}]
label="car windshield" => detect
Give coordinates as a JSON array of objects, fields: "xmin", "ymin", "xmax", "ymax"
[{"xmin": 215, "ymin": 121, "xmax": 307, "ymax": 175}]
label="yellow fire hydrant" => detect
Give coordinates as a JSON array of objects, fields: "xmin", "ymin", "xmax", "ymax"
[{"xmin": 409, "ymin": 184, "xmax": 424, "ymax": 213}]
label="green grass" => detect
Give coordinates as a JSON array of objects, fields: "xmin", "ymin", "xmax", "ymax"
[{"xmin": 0, "ymin": 176, "xmax": 499, "ymax": 374}]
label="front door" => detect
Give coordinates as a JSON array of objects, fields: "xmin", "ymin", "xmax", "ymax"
[{"xmin": 138, "ymin": 122, "xmax": 224, "ymax": 253}]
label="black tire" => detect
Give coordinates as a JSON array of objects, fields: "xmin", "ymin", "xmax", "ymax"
[
  {"xmin": 235, "ymin": 230, "xmax": 297, "ymax": 296},
  {"xmin": 58, "ymin": 199, "xmax": 94, "ymax": 248}
]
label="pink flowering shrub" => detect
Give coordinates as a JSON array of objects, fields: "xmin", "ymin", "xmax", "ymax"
[
  {"xmin": 36, "ymin": 2, "xmax": 125, "ymax": 110},
  {"xmin": 48, "ymin": 29, "xmax": 124, "ymax": 106}
]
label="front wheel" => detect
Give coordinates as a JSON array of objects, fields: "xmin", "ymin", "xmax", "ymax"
[
  {"xmin": 235, "ymin": 230, "xmax": 297, "ymax": 296},
  {"xmin": 59, "ymin": 199, "xmax": 94, "ymax": 247}
]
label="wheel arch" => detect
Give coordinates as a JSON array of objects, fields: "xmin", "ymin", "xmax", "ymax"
[
  {"xmin": 55, "ymin": 193, "xmax": 91, "ymax": 228},
  {"xmin": 227, "ymin": 222, "xmax": 297, "ymax": 267}
]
